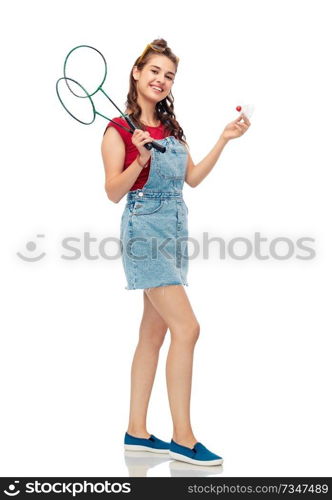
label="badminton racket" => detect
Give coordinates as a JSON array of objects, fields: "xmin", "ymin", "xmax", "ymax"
[{"xmin": 56, "ymin": 45, "xmax": 166, "ymax": 153}]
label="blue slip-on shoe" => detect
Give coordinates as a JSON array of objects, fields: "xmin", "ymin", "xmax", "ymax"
[
  {"xmin": 169, "ymin": 439, "xmax": 223, "ymax": 466},
  {"xmin": 124, "ymin": 432, "xmax": 170, "ymax": 454}
]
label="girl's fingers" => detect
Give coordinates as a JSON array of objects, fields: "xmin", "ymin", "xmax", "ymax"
[
  {"xmin": 234, "ymin": 113, "xmax": 251, "ymax": 126},
  {"xmin": 236, "ymin": 121, "xmax": 248, "ymax": 130},
  {"xmin": 235, "ymin": 123, "xmax": 245, "ymax": 133},
  {"xmin": 133, "ymin": 129, "xmax": 153, "ymax": 147},
  {"xmin": 138, "ymin": 138, "xmax": 153, "ymax": 147},
  {"xmin": 136, "ymin": 132, "xmax": 152, "ymax": 141},
  {"xmin": 134, "ymin": 129, "xmax": 150, "ymax": 138}
]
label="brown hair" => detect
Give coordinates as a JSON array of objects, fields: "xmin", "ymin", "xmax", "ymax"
[{"xmin": 124, "ymin": 38, "xmax": 188, "ymax": 147}]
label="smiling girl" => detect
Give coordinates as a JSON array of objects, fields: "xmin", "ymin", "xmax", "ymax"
[{"xmin": 101, "ymin": 38, "xmax": 250, "ymax": 466}]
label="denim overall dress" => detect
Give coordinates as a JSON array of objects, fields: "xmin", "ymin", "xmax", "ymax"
[{"xmin": 120, "ymin": 135, "xmax": 189, "ymax": 290}]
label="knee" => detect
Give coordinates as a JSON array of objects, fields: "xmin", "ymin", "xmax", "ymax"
[
  {"xmin": 172, "ymin": 321, "xmax": 200, "ymax": 344},
  {"xmin": 139, "ymin": 324, "xmax": 168, "ymax": 350},
  {"xmin": 190, "ymin": 321, "xmax": 201, "ymax": 343}
]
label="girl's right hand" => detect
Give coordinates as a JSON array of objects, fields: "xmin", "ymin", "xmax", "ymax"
[{"xmin": 131, "ymin": 129, "xmax": 153, "ymax": 163}]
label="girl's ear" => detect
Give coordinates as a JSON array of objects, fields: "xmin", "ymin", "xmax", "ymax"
[{"xmin": 132, "ymin": 66, "xmax": 140, "ymax": 81}]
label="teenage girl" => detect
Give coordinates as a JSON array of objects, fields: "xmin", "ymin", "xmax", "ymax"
[{"xmin": 101, "ymin": 39, "xmax": 250, "ymax": 466}]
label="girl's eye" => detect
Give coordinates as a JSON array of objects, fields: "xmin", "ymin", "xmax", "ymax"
[{"xmin": 151, "ymin": 70, "xmax": 173, "ymax": 81}]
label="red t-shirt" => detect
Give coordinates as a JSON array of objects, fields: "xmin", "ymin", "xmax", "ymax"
[{"xmin": 105, "ymin": 116, "xmax": 170, "ymax": 191}]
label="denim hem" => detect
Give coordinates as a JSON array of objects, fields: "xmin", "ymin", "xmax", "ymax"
[{"xmin": 125, "ymin": 281, "xmax": 189, "ymax": 291}]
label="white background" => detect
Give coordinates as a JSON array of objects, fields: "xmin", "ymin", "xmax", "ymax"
[{"xmin": 1, "ymin": 0, "xmax": 331, "ymax": 478}]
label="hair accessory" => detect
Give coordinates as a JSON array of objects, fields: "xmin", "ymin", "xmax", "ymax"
[{"xmin": 136, "ymin": 43, "xmax": 179, "ymax": 65}]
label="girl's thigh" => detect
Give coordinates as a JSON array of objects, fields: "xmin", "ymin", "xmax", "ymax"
[
  {"xmin": 144, "ymin": 285, "xmax": 199, "ymax": 332},
  {"xmin": 141, "ymin": 289, "xmax": 168, "ymax": 332}
]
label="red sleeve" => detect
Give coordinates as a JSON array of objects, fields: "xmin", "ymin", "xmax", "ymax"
[{"xmin": 103, "ymin": 117, "xmax": 131, "ymax": 147}]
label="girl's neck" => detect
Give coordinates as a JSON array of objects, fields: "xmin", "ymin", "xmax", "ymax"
[
  {"xmin": 141, "ymin": 118, "xmax": 161, "ymax": 127},
  {"xmin": 126, "ymin": 108, "xmax": 160, "ymax": 127}
]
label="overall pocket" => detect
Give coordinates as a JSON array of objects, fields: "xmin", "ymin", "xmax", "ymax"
[{"xmin": 131, "ymin": 198, "xmax": 164, "ymax": 216}]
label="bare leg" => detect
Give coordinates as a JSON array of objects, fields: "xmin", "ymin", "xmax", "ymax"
[
  {"xmin": 145, "ymin": 285, "xmax": 200, "ymax": 448},
  {"xmin": 127, "ymin": 290, "xmax": 168, "ymax": 438}
]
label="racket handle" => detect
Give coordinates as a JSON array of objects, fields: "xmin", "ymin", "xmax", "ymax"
[
  {"xmin": 124, "ymin": 115, "xmax": 166, "ymax": 153},
  {"xmin": 145, "ymin": 141, "xmax": 166, "ymax": 153}
]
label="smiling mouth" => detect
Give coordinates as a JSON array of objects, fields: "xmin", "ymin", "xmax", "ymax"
[{"xmin": 150, "ymin": 86, "xmax": 163, "ymax": 93}]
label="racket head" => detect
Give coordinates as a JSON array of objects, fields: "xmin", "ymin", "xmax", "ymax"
[
  {"xmin": 63, "ymin": 45, "xmax": 107, "ymax": 98},
  {"xmin": 56, "ymin": 77, "xmax": 96, "ymax": 125}
]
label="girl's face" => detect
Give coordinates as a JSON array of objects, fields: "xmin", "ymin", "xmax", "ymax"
[{"xmin": 133, "ymin": 55, "xmax": 176, "ymax": 103}]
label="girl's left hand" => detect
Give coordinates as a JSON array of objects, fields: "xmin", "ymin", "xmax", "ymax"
[{"xmin": 221, "ymin": 113, "xmax": 251, "ymax": 141}]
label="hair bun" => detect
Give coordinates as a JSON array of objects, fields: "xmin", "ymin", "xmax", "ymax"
[{"xmin": 151, "ymin": 38, "xmax": 168, "ymax": 49}]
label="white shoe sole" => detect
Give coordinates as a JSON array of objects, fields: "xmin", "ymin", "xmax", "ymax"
[
  {"xmin": 169, "ymin": 450, "xmax": 223, "ymax": 466},
  {"xmin": 124, "ymin": 444, "xmax": 169, "ymax": 454}
]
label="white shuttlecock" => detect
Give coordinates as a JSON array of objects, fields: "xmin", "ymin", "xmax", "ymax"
[{"xmin": 236, "ymin": 103, "xmax": 255, "ymax": 119}]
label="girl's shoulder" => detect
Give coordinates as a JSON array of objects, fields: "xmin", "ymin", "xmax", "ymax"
[{"xmin": 103, "ymin": 116, "xmax": 131, "ymax": 143}]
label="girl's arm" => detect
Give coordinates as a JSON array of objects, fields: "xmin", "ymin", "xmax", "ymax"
[
  {"xmin": 185, "ymin": 135, "xmax": 228, "ymax": 188},
  {"xmin": 101, "ymin": 127, "xmax": 150, "ymax": 204},
  {"xmin": 185, "ymin": 113, "xmax": 251, "ymax": 188}
]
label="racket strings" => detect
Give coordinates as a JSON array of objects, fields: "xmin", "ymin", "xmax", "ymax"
[
  {"xmin": 58, "ymin": 45, "xmax": 133, "ymax": 131},
  {"xmin": 57, "ymin": 44, "xmax": 169, "ymax": 153}
]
